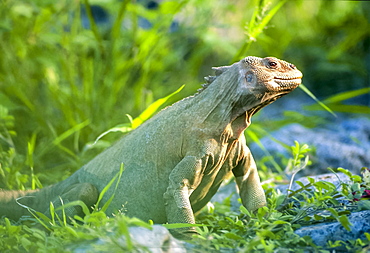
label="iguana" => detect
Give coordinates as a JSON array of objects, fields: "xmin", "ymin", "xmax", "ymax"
[{"xmin": 0, "ymin": 56, "xmax": 302, "ymax": 239}]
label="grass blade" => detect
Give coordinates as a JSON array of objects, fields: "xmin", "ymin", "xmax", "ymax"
[
  {"xmin": 299, "ymin": 83, "xmax": 336, "ymax": 117},
  {"xmin": 131, "ymin": 85, "xmax": 185, "ymax": 128},
  {"xmin": 323, "ymin": 87, "xmax": 370, "ymax": 104},
  {"xmin": 95, "ymin": 163, "xmax": 125, "ymax": 212}
]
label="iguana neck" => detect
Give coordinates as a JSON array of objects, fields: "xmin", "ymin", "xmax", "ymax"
[{"xmin": 189, "ymin": 64, "xmax": 258, "ymax": 140}]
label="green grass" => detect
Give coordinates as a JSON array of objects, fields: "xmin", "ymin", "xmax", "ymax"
[
  {"xmin": 2, "ymin": 141, "xmax": 369, "ymax": 252},
  {"xmin": 0, "ymin": 0, "xmax": 369, "ymax": 251}
]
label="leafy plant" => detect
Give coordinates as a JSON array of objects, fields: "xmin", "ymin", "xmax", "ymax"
[
  {"xmin": 193, "ymin": 141, "xmax": 370, "ymax": 252},
  {"xmin": 93, "ymin": 84, "xmax": 185, "ymax": 144},
  {"xmin": 232, "ymin": 0, "xmax": 287, "ymax": 63},
  {"xmin": 0, "ymin": 0, "xmax": 208, "ymax": 184},
  {"xmin": 285, "ymin": 141, "xmax": 311, "ymax": 192}
]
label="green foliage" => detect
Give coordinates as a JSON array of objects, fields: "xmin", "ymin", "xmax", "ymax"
[
  {"xmin": 285, "ymin": 141, "xmax": 311, "ymax": 174},
  {"xmin": 194, "ymin": 144, "xmax": 370, "ymax": 252},
  {"xmin": 304, "ymin": 87, "xmax": 370, "ymax": 114},
  {"xmin": 232, "ymin": 0, "xmax": 287, "ymax": 63},
  {"xmin": 283, "ymin": 167, "xmax": 370, "ymax": 238},
  {"xmin": 96, "ymin": 163, "xmax": 124, "ymax": 212},
  {"xmin": 299, "ymin": 84, "xmax": 337, "ymax": 117},
  {"xmin": 0, "ymin": 0, "xmax": 213, "ymax": 184},
  {"xmin": 285, "ymin": 141, "xmax": 311, "ymax": 193},
  {"xmin": 195, "ymin": 203, "xmax": 310, "ymax": 252},
  {"xmin": 0, "ymin": 105, "xmax": 30, "ymax": 190},
  {"xmin": 0, "ymin": 211, "xmax": 153, "ymax": 252},
  {"xmin": 93, "ymin": 84, "xmax": 185, "ymax": 143}
]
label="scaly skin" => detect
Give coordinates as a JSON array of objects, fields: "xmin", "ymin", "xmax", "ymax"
[{"xmin": 0, "ymin": 56, "xmax": 302, "ymax": 240}]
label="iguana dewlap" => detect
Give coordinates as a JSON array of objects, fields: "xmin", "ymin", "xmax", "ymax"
[{"xmin": 0, "ymin": 56, "xmax": 302, "ymax": 239}]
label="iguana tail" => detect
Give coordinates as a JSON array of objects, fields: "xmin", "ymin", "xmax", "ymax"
[
  {"xmin": 0, "ymin": 188, "xmax": 42, "ymax": 220},
  {"xmin": 0, "ymin": 182, "xmax": 98, "ymax": 221}
]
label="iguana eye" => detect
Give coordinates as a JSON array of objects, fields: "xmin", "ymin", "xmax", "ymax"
[
  {"xmin": 246, "ymin": 73, "xmax": 253, "ymax": 82},
  {"xmin": 268, "ymin": 61, "xmax": 278, "ymax": 68}
]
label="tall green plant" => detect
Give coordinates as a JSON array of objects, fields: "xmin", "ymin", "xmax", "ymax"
[
  {"xmin": 232, "ymin": 0, "xmax": 287, "ymax": 63},
  {"xmin": 0, "ymin": 0, "xmax": 200, "ymax": 183}
]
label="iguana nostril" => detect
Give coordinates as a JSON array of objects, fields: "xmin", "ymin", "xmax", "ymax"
[{"xmin": 289, "ymin": 64, "xmax": 296, "ymax": 69}]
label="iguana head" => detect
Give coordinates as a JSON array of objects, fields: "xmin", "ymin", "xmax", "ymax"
[
  {"xmin": 236, "ymin": 56, "xmax": 302, "ymax": 116},
  {"xmin": 238, "ymin": 56, "xmax": 302, "ymax": 107},
  {"xmin": 242, "ymin": 56, "xmax": 302, "ymax": 96},
  {"xmin": 201, "ymin": 56, "xmax": 302, "ymax": 98},
  {"xmin": 196, "ymin": 56, "xmax": 302, "ymax": 127},
  {"xmin": 199, "ymin": 56, "xmax": 302, "ymax": 114}
]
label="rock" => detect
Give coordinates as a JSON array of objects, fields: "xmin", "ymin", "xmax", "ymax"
[
  {"xmin": 71, "ymin": 225, "xmax": 188, "ymax": 253},
  {"xmin": 124, "ymin": 225, "xmax": 187, "ymax": 253},
  {"xmin": 295, "ymin": 210, "xmax": 370, "ymax": 247},
  {"xmin": 278, "ymin": 173, "xmax": 370, "ymax": 249},
  {"xmin": 250, "ymin": 117, "xmax": 370, "ymax": 175}
]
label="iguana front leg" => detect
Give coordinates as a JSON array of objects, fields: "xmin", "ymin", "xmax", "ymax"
[
  {"xmin": 163, "ymin": 156, "xmax": 203, "ymax": 240},
  {"xmin": 234, "ymin": 152, "xmax": 266, "ymax": 212}
]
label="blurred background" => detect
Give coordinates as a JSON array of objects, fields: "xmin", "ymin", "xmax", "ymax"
[{"xmin": 0, "ymin": 0, "xmax": 369, "ymax": 189}]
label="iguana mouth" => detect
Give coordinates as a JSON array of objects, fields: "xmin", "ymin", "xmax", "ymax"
[
  {"xmin": 272, "ymin": 76, "xmax": 302, "ymax": 91},
  {"xmin": 248, "ymin": 75, "xmax": 302, "ymax": 116}
]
